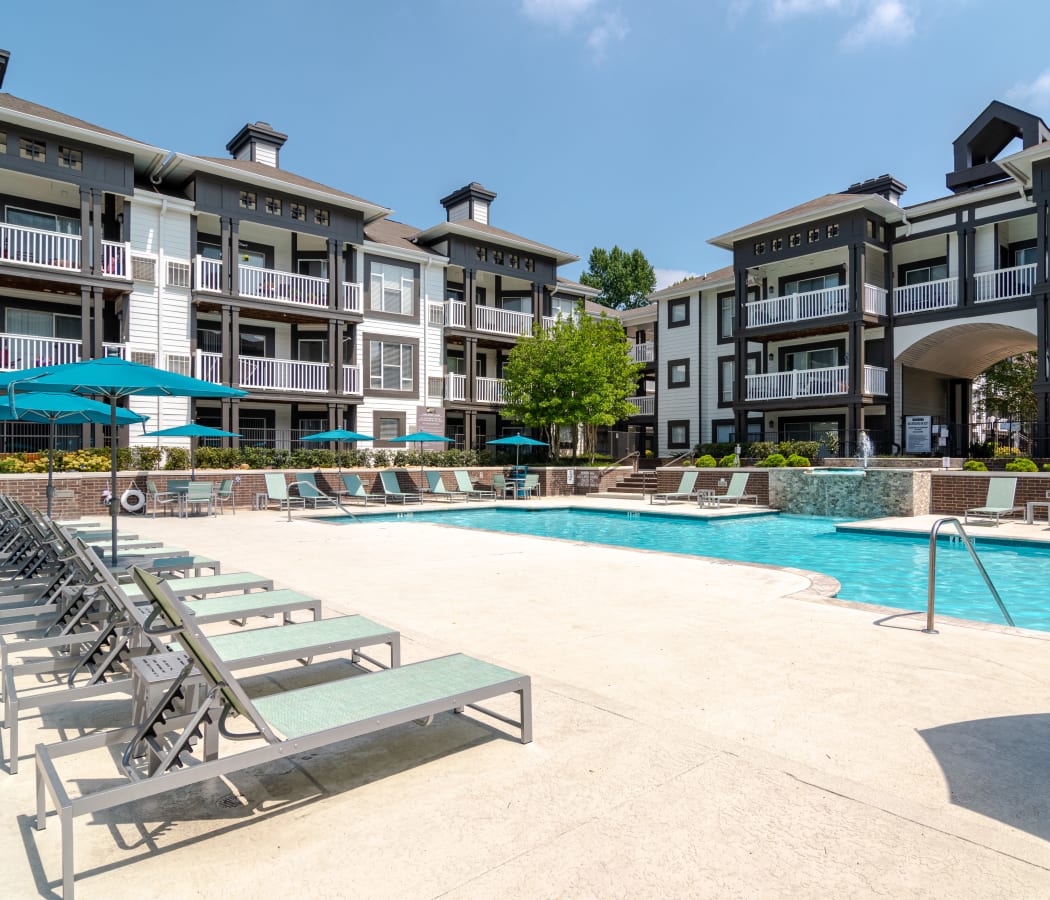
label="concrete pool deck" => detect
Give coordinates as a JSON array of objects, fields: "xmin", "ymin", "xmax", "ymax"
[{"xmin": 3, "ymin": 496, "xmax": 1050, "ymax": 898}]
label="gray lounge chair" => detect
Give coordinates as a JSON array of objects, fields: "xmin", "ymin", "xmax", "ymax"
[
  {"xmin": 35, "ymin": 566, "xmax": 532, "ymax": 899},
  {"xmin": 453, "ymin": 470, "xmax": 495, "ymax": 500},
  {"xmin": 379, "ymin": 470, "xmax": 422, "ymax": 504},
  {"xmin": 651, "ymin": 470, "xmax": 699, "ymax": 504},
  {"xmin": 292, "ymin": 472, "xmax": 337, "ymax": 508},
  {"xmin": 264, "ymin": 473, "xmax": 306, "ymax": 511},
  {"xmin": 339, "ymin": 473, "xmax": 377, "ymax": 505},
  {"xmin": 712, "ymin": 473, "xmax": 759, "ymax": 506},
  {"xmin": 965, "ymin": 476, "xmax": 1022, "ymax": 525},
  {"xmin": 426, "ymin": 471, "xmax": 469, "ymax": 502}
]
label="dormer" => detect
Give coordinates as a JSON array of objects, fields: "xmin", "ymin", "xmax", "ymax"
[
  {"xmin": 946, "ymin": 101, "xmax": 1050, "ymax": 193},
  {"xmin": 0, "ymin": 49, "xmax": 9, "ymax": 91},
  {"xmin": 225, "ymin": 121, "xmax": 288, "ymax": 168},
  {"xmin": 440, "ymin": 182, "xmax": 497, "ymax": 225},
  {"xmin": 845, "ymin": 174, "xmax": 907, "ymax": 206}
]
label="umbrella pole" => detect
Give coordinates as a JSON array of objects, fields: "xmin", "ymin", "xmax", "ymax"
[
  {"xmin": 47, "ymin": 417, "xmax": 55, "ymax": 519},
  {"xmin": 191, "ymin": 437, "xmax": 196, "ymax": 480},
  {"xmin": 109, "ymin": 397, "xmax": 119, "ymax": 566}
]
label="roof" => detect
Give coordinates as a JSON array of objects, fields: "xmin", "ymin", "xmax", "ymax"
[
  {"xmin": 0, "ymin": 92, "xmax": 157, "ymax": 147},
  {"xmin": 414, "ymin": 220, "xmax": 577, "ymax": 265},
  {"xmin": 555, "ymin": 276, "xmax": 600, "ymax": 297},
  {"xmin": 364, "ymin": 218, "xmax": 445, "ymax": 256},
  {"xmin": 649, "ymin": 264, "xmax": 735, "ymax": 300}
]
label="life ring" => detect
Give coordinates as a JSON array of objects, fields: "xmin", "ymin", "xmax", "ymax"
[{"xmin": 120, "ymin": 488, "xmax": 146, "ymax": 513}]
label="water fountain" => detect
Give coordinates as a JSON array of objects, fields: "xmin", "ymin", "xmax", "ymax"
[{"xmin": 856, "ymin": 431, "xmax": 873, "ymax": 469}]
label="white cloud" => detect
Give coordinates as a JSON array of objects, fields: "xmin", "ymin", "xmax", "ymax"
[
  {"xmin": 770, "ymin": 0, "xmax": 843, "ymax": 18},
  {"xmin": 586, "ymin": 11, "xmax": 629, "ymax": 57},
  {"xmin": 1006, "ymin": 69, "xmax": 1050, "ymax": 110},
  {"xmin": 840, "ymin": 1, "xmax": 916, "ymax": 50},
  {"xmin": 654, "ymin": 268, "xmax": 698, "ymax": 290},
  {"xmin": 520, "ymin": 0, "xmax": 598, "ymax": 29},
  {"xmin": 519, "ymin": 0, "xmax": 627, "ymax": 60}
]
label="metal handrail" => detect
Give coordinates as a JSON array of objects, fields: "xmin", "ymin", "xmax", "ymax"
[
  {"xmin": 662, "ymin": 450, "xmax": 693, "ymax": 467},
  {"xmin": 925, "ymin": 517, "xmax": 1014, "ymax": 633},
  {"xmin": 598, "ymin": 450, "xmax": 640, "ymax": 480}
]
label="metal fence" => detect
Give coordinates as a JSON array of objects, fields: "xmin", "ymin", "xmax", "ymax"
[{"xmin": 0, "ymin": 422, "xmax": 82, "ymax": 454}]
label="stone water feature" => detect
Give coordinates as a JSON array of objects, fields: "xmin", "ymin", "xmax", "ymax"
[{"xmin": 769, "ymin": 466, "xmax": 932, "ymax": 518}]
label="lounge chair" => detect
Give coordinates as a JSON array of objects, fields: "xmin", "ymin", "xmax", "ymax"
[
  {"xmin": 291, "ymin": 472, "xmax": 337, "ymax": 508},
  {"xmin": 264, "ymin": 473, "xmax": 306, "ymax": 511},
  {"xmin": 426, "ymin": 471, "xmax": 469, "ymax": 502},
  {"xmin": 964, "ymin": 476, "xmax": 1021, "ymax": 525},
  {"xmin": 650, "ymin": 470, "xmax": 699, "ymax": 504},
  {"xmin": 35, "ymin": 566, "xmax": 532, "ymax": 899},
  {"xmin": 491, "ymin": 474, "xmax": 515, "ymax": 499},
  {"xmin": 712, "ymin": 473, "xmax": 759, "ymax": 507},
  {"xmin": 453, "ymin": 470, "xmax": 495, "ymax": 500},
  {"xmin": 339, "ymin": 473, "xmax": 377, "ymax": 506},
  {"xmin": 379, "ymin": 470, "xmax": 422, "ymax": 504}
]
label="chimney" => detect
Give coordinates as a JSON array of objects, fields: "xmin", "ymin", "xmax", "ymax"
[
  {"xmin": 440, "ymin": 182, "xmax": 497, "ymax": 225},
  {"xmin": 0, "ymin": 50, "xmax": 10, "ymax": 91},
  {"xmin": 845, "ymin": 174, "xmax": 907, "ymax": 206},
  {"xmin": 225, "ymin": 121, "xmax": 288, "ymax": 168}
]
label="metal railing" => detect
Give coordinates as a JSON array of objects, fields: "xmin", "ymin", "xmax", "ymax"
[
  {"xmin": 0, "ymin": 333, "xmax": 81, "ymax": 370},
  {"xmin": 746, "ymin": 285, "xmax": 849, "ymax": 328},
  {"xmin": 445, "ymin": 373, "xmax": 466, "ymax": 401},
  {"xmin": 342, "ymin": 282, "xmax": 362, "ymax": 312},
  {"xmin": 239, "ymin": 264, "xmax": 328, "ymax": 307},
  {"xmin": 629, "ymin": 341, "xmax": 654, "ymax": 363},
  {"xmin": 0, "ymin": 221, "xmax": 81, "ymax": 272},
  {"xmin": 239, "ymin": 356, "xmax": 328, "ymax": 392},
  {"xmin": 894, "ymin": 276, "xmax": 958, "ymax": 315},
  {"xmin": 342, "ymin": 364, "xmax": 360, "ymax": 394},
  {"xmin": 627, "ymin": 395, "xmax": 654, "ymax": 416},
  {"xmin": 599, "ymin": 449, "xmax": 640, "ymax": 480},
  {"xmin": 475, "ymin": 376, "xmax": 506, "ymax": 404},
  {"xmin": 924, "ymin": 517, "xmax": 1014, "ymax": 633},
  {"xmin": 475, "ymin": 305, "xmax": 534, "ymax": 337},
  {"xmin": 974, "ymin": 263, "xmax": 1037, "ymax": 303}
]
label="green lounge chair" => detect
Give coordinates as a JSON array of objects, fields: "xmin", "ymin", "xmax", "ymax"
[
  {"xmin": 291, "ymin": 472, "xmax": 337, "ymax": 508},
  {"xmin": 712, "ymin": 473, "xmax": 759, "ymax": 506},
  {"xmin": 964, "ymin": 476, "xmax": 1022, "ymax": 525},
  {"xmin": 339, "ymin": 473, "xmax": 377, "ymax": 505},
  {"xmin": 651, "ymin": 470, "xmax": 699, "ymax": 504},
  {"xmin": 379, "ymin": 470, "xmax": 422, "ymax": 504},
  {"xmin": 426, "ymin": 471, "xmax": 469, "ymax": 502},
  {"xmin": 35, "ymin": 566, "xmax": 531, "ymax": 899},
  {"xmin": 453, "ymin": 470, "xmax": 495, "ymax": 500},
  {"xmin": 264, "ymin": 473, "xmax": 306, "ymax": 511}
]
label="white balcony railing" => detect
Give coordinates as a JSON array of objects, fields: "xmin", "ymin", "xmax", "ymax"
[
  {"xmin": 627, "ymin": 395, "xmax": 655, "ymax": 415},
  {"xmin": 342, "ymin": 364, "xmax": 360, "ymax": 395},
  {"xmin": 746, "ymin": 365, "xmax": 888, "ymax": 401},
  {"xmin": 475, "ymin": 305, "xmax": 534, "ymax": 337},
  {"xmin": 476, "ymin": 376, "xmax": 506, "ymax": 404},
  {"xmin": 445, "ymin": 300, "xmax": 467, "ymax": 328},
  {"xmin": 427, "ymin": 302, "xmax": 445, "ymax": 327},
  {"xmin": 863, "ymin": 364, "xmax": 887, "ymax": 395},
  {"xmin": 863, "ymin": 284, "xmax": 887, "ymax": 316},
  {"xmin": 239, "ymin": 265, "xmax": 327, "ymax": 307},
  {"xmin": 342, "ymin": 282, "xmax": 362, "ymax": 312},
  {"xmin": 629, "ymin": 341, "xmax": 654, "ymax": 363},
  {"xmin": 0, "ymin": 333, "xmax": 81, "ymax": 370},
  {"xmin": 894, "ymin": 277, "xmax": 958, "ymax": 315},
  {"xmin": 239, "ymin": 356, "xmax": 328, "ymax": 393},
  {"xmin": 974, "ymin": 263, "xmax": 1037, "ymax": 303},
  {"xmin": 100, "ymin": 241, "xmax": 129, "ymax": 278},
  {"xmin": 746, "ymin": 285, "xmax": 848, "ymax": 328},
  {"xmin": 102, "ymin": 342, "xmax": 127, "ymax": 359},
  {"xmin": 445, "ymin": 373, "xmax": 466, "ymax": 401},
  {"xmin": 0, "ymin": 222, "xmax": 81, "ymax": 272},
  {"xmin": 195, "ymin": 350, "xmax": 222, "ymax": 383},
  {"xmin": 195, "ymin": 256, "xmax": 223, "ymax": 293}
]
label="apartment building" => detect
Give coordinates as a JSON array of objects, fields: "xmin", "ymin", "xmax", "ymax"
[{"xmin": 651, "ymin": 100, "xmax": 1050, "ymax": 458}]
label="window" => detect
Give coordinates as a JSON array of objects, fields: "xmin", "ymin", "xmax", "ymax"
[
  {"xmin": 714, "ymin": 422, "xmax": 734, "ymax": 443},
  {"xmin": 784, "ymin": 272, "xmax": 840, "ymax": 295},
  {"xmin": 378, "ymin": 415, "xmax": 404, "ymax": 441},
  {"xmin": 6, "ymin": 206, "xmax": 80, "ymax": 234},
  {"xmin": 501, "ymin": 295, "xmax": 532, "ymax": 314},
  {"xmin": 239, "ymin": 191, "xmax": 257, "ymax": 210},
  {"xmin": 785, "ymin": 346, "xmax": 838, "ymax": 371},
  {"xmin": 493, "ymin": 250, "xmax": 504, "ymax": 265},
  {"xmin": 753, "ymin": 241, "xmax": 765, "ymax": 255},
  {"xmin": 265, "ymin": 196, "xmax": 282, "ymax": 216},
  {"xmin": 57, "ymin": 146, "xmax": 82, "ymax": 170},
  {"xmin": 166, "ymin": 261, "xmax": 191, "ymax": 288},
  {"xmin": 807, "ymin": 228, "xmax": 820, "ymax": 243},
  {"xmin": 720, "ymin": 359, "xmax": 734, "ymax": 404},
  {"xmin": 369, "ymin": 260, "xmax": 415, "ymax": 315},
  {"xmin": 314, "ymin": 208, "xmax": 329, "ymax": 226},
  {"xmin": 0, "ymin": 132, "xmax": 6, "ymax": 153},
  {"xmin": 6, "ymin": 309, "xmax": 80, "ymax": 339},
  {"xmin": 667, "ymin": 358, "xmax": 689, "ymax": 388},
  {"xmin": 1015, "ymin": 246, "xmax": 1038, "ymax": 267},
  {"xmin": 524, "ymin": 257, "xmax": 535, "ymax": 272},
  {"xmin": 903, "ymin": 263, "xmax": 948, "ymax": 285},
  {"xmin": 196, "ymin": 326, "xmax": 222, "ymax": 353},
  {"xmin": 789, "ymin": 233, "xmax": 801, "ymax": 248},
  {"xmin": 298, "ymin": 337, "xmax": 327, "ymax": 362},
  {"xmin": 239, "ymin": 332, "xmax": 267, "ymax": 357},
  {"xmin": 19, "ymin": 138, "xmax": 44, "ymax": 162},
  {"xmin": 668, "ymin": 298, "xmax": 689, "ymax": 327},
  {"xmin": 771, "ymin": 238, "xmax": 783, "ymax": 252},
  {"xmin": 238, "ymin": 248, "xmax": 266, "ymax": 268},
  {"xmin": 718, "ymin": 292, "xmax": 735, "ymax": 341},
  {"xmin": 369, "ymin": 341, "xmax": 413, "ymax": 391},
  {"xmin": 290, "ymin": 202, "xmax": 306, "ymax": 222},
  {"xmin": 476, "ymin": 246, "xmax": 488, "ymax": 262},
  {"xmin": 551, "ymin": 295, "xmax": 578, "ymax": 320},
  {"xmin": 667, "ymin": 420, "xmax": 690, "ymax": 449},
  {"xmin": 297, "ymin": 258, "xmax": 327, "ymax": 279},
  {"xmin": 509, "ymin": 254, "xmax": 519, "ymax": 268},
  {"xmin": 826, "ymin": 223, "xmax": 839, "ymax": 238}
]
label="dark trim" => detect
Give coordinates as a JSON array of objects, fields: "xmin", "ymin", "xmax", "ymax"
[
  {"xmin": 372, "ymin": 409, "xmax": 408, "ymax": 448},
  {"xmin": 361, "ymin": 331, "xmax": 420, "ymax": 398},
  {"xmin": 717, "ymin": 355, "xmax": 734, "ymax": 408},
  {"xmin": 666, "ymin": 419, "xmax": 690, "ymax": 449},
  {"xmin": 777, "ymin": 263, "xmax": 846, "ymax": 296},
  {"xmin": 666, "ymin": 357, "xmax": 690, "ymax": 389},
  {"xmin": 667, "ymin": 297, "xmax": 690, "ymax": 328},
  {"xmin": 716, "ymin": 290, "xmax": 735, "ymax": 345},
  {"xmin": 363, "ymin": 253, "xmax": 421, "ymax": 324},
  {"xmin": 777, "ymin": 338, "xmax": 846, "ymax": 372}
]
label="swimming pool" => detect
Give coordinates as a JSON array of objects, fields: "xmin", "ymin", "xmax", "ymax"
[{"xmin": 341, "ymin": 507, "xmax": 1050, "ymax": 631}]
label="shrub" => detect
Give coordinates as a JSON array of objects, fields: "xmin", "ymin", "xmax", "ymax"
[
  {"xmin": 786, "ymin": 454, "xmax": 811, "ymax": 467},
  {"xmin": 693, "ymin": 442, "xmax": 737, "ymax": 460},
  {"xmin": 963, "ymin": 459, "xmax": 988, "ymax": 472},
  {"xmin": 1005, "ymin": 457, "xmax": 1038, "ymax": 472},
  {"xmin": 59, "ymin": 449, "xmax": 110, "ymax": 472},
  {"xmin": 694, "ymin": 454, "xmax": 716, "ymax": 468},
  {"xmin": 371, "ymin": 449, "xmax": 391, "ymax": 468},
  {"xmin": 163, "ymin": 447, "xmax": 190, "ymax": 470},
  {"xmin": 132, "ymin": 446, "xmax": 163, "ymax": 471},
  {"xmin": 994, "ymin": 446, "xmax": 1021, "ymax": 458},
  {"xmin": 757, "ymin": 453, "xmax": 787, "ymax": 467},
  {"xmin": 717, "ymin": 454, "xmax": 737, "ymax": 467}
]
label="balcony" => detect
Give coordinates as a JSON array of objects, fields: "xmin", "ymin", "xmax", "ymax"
[
  {"xmin": 444, "ymin": 373, "xmax": 506, "ymax": 404},
  {"xmin": 745, "ymin": 365, "xmax": 888, "ymax": 401},
  {"xmin": 194, "ymin": 256, "xmax": 361, "ymax": 313},
  {"xmin": 0, "ymin": 221, "xmax": 129, "ymax": 279},
  {"xmin": 342, "ymin": 282, "xmax": 363, "ymax": 313},
  {"xmin": 239, "ymin": 357, "xmax": 328, "ymax": 393},
  {"xmin": 0, "ymin": 333, "xmax": 81, "ymax": 370},
  {"xmin": 342, "ymin": 364, "xmax": 361, "ymax": 395},
  {"xmin": 893, "ymin": 277, "xmax": 958, "ymax": 316},
  {"xmin": 194, "ymin": 350, "xmax": 222, "ymax": 384},
  {"xmin": 627, "ymin": 395, "xmax": 654, "ymax": 416},
  {"xmin": 629, "ymin": 341, "xmax": 654, "ymax": 363},
  {"xmin": 442, "ymin": 300, "xmax": 536, "ymax": 337},
  {"xmin": 975, "ymin": 263, "xmax": 1037, "ymax": 303},
  {"xmin": 446, "ymin": 373, "xmax": 466, "ymax": 401}
]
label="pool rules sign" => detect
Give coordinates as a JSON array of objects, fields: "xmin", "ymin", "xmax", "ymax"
[{"xmin": 905, "ymin": 416, "xmax": 932, "ymax": 453}]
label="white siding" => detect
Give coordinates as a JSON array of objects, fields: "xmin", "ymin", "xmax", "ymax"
[
  {"xmin": 473, "ymin": 200, "xmax": 489, "ymax": 225},
  {"xmin": 974, "ymin": 225, "xmax": 996, "ymax": 273},
  {"xmin": 254, "ymin": 144, "xmax": 278, "ymax": 167}
]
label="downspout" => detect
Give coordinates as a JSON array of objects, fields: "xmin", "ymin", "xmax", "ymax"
[{"xmin": 154, "ymin": 197, "xmax": 167, "ymax": 446}]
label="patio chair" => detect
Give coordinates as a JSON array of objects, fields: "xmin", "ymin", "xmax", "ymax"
[
  {"xmin": 146, "ymin": 480, "xmax": 180, "ymax": 518},
  {"xmin": 35, "ymin": 565, "xmax": 532, "ymax": 900},
  {"xmin": 291, "ymin": 472, "xmax": 337, "ymax": 508},
  {"xmin": 453, "ymin": 470, "xmax": 495, "ymax": 500},
  {"xmin": 214, "ymin": 478, "xmax": 236, "ymax": 515},
  {"xmin": 426, "ymin": 471, "xmax": 469, "ymax": 502},
  {"xmin": 712, "ymin": 473, "xmax": 759, "ymax": 507},
  {"xmin": 964, "ymin": 476, "xmax": 1021, "ymax": 526},
  {"xmin": 340, "ymin": 473, "xmax": 377, "ymax": 506},
  {"xmin": 379, "ymin": 470, "xmax": 422, "ymax": 504},
  {"xmin": 650, "ymin": 470, "xmax": 699, "ymax": 504},
  {"xmin": 264, "ymin": 473, "xmax": 306, "ymax": 511},
  {"xmin": 520, "ymin": 473, "xmax": 541, "ymax": 499},
  {"xmin": 182, "ymin": 482, "xmax": 214, "ymax": 517},
  {"xmin": 491, "ymin": 474, "xmax": 515, "ymax": 499}
]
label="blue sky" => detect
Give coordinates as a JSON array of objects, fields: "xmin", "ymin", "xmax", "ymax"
[{"xmin": 6, "ymin": 1, "xmax": 1050, "ymax": 287}]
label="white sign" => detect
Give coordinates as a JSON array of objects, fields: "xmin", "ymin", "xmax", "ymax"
[{"xmin": 905, "ymin": 416, "xmax": 932, "ymax": 453}]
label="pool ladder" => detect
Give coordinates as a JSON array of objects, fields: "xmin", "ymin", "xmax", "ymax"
[{"xmin": 924, "ymin": 517, "xmax": 1014, "ymax": 633}]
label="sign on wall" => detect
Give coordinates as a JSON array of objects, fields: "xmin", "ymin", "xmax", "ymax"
[
  {"xmin": 905, "ymin": 415, "xmax": 932, "ymax": 453},
  {"xmin": 415, "ymin": 407, "xmax": 447, "ymax": 448}
]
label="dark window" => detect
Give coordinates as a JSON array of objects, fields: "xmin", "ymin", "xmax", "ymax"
[
  {"xmin": 493, "ymin": 250, "xmax": 504, "ymax": 265},
  {"xmin": 290, "ymin": 202, "xmax": 306, "ymax": 222},
  {"xmin": 807, "ymin": 228, "xmax": 820, "ymax": 243},
  {"xmin": 509, "ymin": 254, "xmax": 519, "ymax": 268},
  {"xmin": 826, "ymin": 223, "xmax": 839, "ymax": 238},
  {"xmin": 476, "ymin": 246, "xmax": 488, "ymax": 262},
  {"xmin": 239, "ymin": 191, "xmax": 257, "ymax": 210},
  {"xmin": 668, "ymin": 298, "xmax": 689, "ymax": 328},
  {"xmin": 753, "ymin": 241, "xmax": 765, "ymax": 255},
  {"xmin": 789, "ymin": 233, "xmax": 801, "ymax": 248},
  {"xmin": 265, "ymin": 197, "xmax": 282, "ymax": 215},
  {"xmin": 57, "ymin": 146, "xmax": 82, "ymax": 170},
  {"xmin": 667, "ymin": 357, "xmax": 690, "ymax": 388},
  {"xmin": 19, "ymin": 138, "xmax": 44, "ymax": 162},
  {"xmin": 717, "ymin": 291, "xmax": 735, "ymax": 342},
  {"xmin": 667, "ymin": 420, "xmax": 690, "ymax": 449},
  {"xmin": 524, "ymin": 257, "xmax": 535, "ymax": 272},
  {"xmin": 771, "ymin": 237, "xmax": 783, "ymax": 252},
  {"xmin": 314, "ymin": 209, "xmax": 330, "ymax": 226}
]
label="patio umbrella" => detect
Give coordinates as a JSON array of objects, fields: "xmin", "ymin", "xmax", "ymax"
[
  {"xmin": 1, "ymin": 357, "xmax": 246, "ymax": 564},
  {"xmin": 300, "ymin": 428, "xmax": 374, "ymax": 473},
  {"xmin": 143, "ymin": 423, "xmax": 241, "ymax": 479},
  {"xmin": 486, "ymin": 433, "xmax": 549, "ymax": 466},
  {"xmin": 0, "ymin": 393, "xmax": 148, "ymax": 518},
  {"xmin": 388, "ymin": 430, "xmax": 453, "ymax": 493}
]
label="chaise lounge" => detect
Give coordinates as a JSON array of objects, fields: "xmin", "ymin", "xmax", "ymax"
[
  {"xmin": 964, "ymin": 476, "xmax": 1021, "ymax": 526},
  {"xmin": 651, "ymin": 470, "xmax": 699, "ymax": 504}
]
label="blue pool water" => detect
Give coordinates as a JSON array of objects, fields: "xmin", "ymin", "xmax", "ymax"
[{"xmin": 343, "ymin": 507, "xmax": 1050, "ymax": 631}]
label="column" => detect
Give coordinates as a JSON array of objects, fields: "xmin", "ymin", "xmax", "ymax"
[
  {"xmin": 327, "ymin": 319, "xmax": 339, "ymax": 395},
  {"xmin": 228, "ymin": 399, "xmax": 240, "ymax": 448},
  {"xmin": 465, "ymin": 268, "xmax": 475, "ymax": 329},
  {"xmin": 221, "ymin": 217, "xmax": 233, "ymax": 295},
  {"xmin": 463, "ymin": 409, "xmax": 476, "ymax": 451},
  {"xmin": 230, "ymin": 307, "xmax": 241, "ymax": 388},
  {"xmin": 327, "ymin": 239, "xmax": 339, "ymax": 311},
  {"xmin": 229, "ymin": 218, "xmax": 240, "ymax": 296},
  {"xmin": 466, "ymin": 337, "xmax": 478, "ymax": 403},
  {"xmin": 963, "ymin": 225, "xmax": 976, "ymax": 307},
  {"xmin": 91, "ymin": 189, "xmax": 103, "ymax": 276},
  {"xmin": 79, "ymin": 189, "xmax": 91, "ymax": 275},
  {"xmin": 92, "ymin": 288, "xmax": 104, "ymax": 358},
  {"xmin": 80, "ymin": 286, "xmax": 92, "ymax": 361},
  {"xmin": 532, "ymin": 282, "xmax": 543, "ymax": 329},
  {"xmin": 732, "ymin": 266, "xmax": 748, "ymax": 440}
]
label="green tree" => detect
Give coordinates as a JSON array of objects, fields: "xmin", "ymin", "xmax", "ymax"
[
  {"xmin": 502, "ymin": 308, "xmax": 642, "ymax": 463},
  {"xmin": 579, "ymin": 245, "xmax": 657, "ymax": 310},
  {"xmin": 976, "ymin": 353, "xmax": 1037, "ymax": 420}
]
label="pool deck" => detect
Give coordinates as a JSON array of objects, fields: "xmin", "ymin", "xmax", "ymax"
[{"xmin": 4, "ymin": 496, "xmax": 1050, "ymax": 898}]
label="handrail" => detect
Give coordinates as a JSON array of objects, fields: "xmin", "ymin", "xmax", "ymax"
[
  {"xmin": 925, "ymin": 517, "xmax": 1013, "ymax": 633},
  {"xmin": 598, "ymin": 450, "xmax": 639, "ymax": 480},
  {"xmin": 662, "ymin": 450, "xmax": 693, "ymax": 467}
]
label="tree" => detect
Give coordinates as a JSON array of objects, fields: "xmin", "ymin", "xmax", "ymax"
[
  {"xmin": 975, "ymin": 353, "xmax": 1037, "ymax": 420},
  {"xmin": 502, "ymin": 308, "xmax": 642, "ymax": 463},
  {"xmin": 579, "ymin": 245, "xmax": 657, "ymax": 310}
]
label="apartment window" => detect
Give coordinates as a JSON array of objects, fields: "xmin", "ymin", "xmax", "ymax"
[
  {"xmin": 290, "ymin": 202, "xmax": 306, "ymax": 222},
  {"xmin": 667, "ymin": 358, "xmax": 690, "ymax": 388},
  {"xmin": 57, "ymin": 146, "xmax": 82, "ymax": 170},
  {"xmin": 297, "ymin": 337, "xmax": 327, "ymax": 363},
  {"xmin": 785, "ymin": 346, "xmax": 838, "ymax": 371},
  {"xmin": 493, "ymin": 250, "xmax": 505, "ymax": 265},
  {"xmin": 718, "ymin": 292, "xmax": 735, "ymax": 341},
  {"xmin": 19, "ymin": 138, "xmax": 45, "ymax": 162},
  {"xmin": 314, "ymin": 208, "xmax": 330, "ymax": 226},
  {"xmin": 771, "ymin": 237, "xmax": 783, "ymax": 252},
  {"xmin": 0, "ymin": 132, "xmax": 6, "ymax": 153},
  {"xmin": 476, "ymin": 246, "xmax": 488, "ymax": 262},
  {"xmin": 6, "ymin": 309, "xmax": 80, "ymax": 340},
  {"xmin": 903, "ymin": 262, "xmax": 948, "ymax": 285},
  {"xmin": 1015, "ymin": 246, "xmax": 1038, "ymax": 267},
  {"xmin": 376, "ymin": 413, "xmax": 406, "ymax": 444},
  {"xmin": 753, "ymin": 241, "xmax": 765, "ymax": 255},
  {"xmin": 668, "ymin": 298, "xmax": 689, "ymax": 327},
  {"xmin": 166, "ymin": 260, "xmax": 191, "ymax": 288},
  {"xmin": 6, "ymin": 206, "xmax": 81, "ymax": 235},
  {"xmin": 369, "ymin": 341, "xmax": 413, "ymax": 391},
  {"xmin": 239, "ymin": 191, "xmax": 257, "ymax": 211},
  {"xmin": 196, "ymin": 326, "xmax": 222, "ymax": 353},
  {"xmin": 826, "ymin": 223, "xmax": 839, "ymax": 238},
  {"xmin": 720, "ymin": 358, "xmax": 734, "ymax": 404},
  {"xmin": 369, "ymin": 260, "xmax": 415, "ymax": 315},
  {"xmin": 789, "ymin": 233, "xmax": 801, "ymax": 248},
  {"xmin": 667, "ymin": 420, "xmax": 690, "ymax": 449},
  {"xmin": 265, "ymin": 196, "xmax": 282, "ymax": 216},
  {"xmin": 509, "ymin": 254, "xmax": 519, "ymax": 268},
  {"xmin": 785, "ymin": 272, "xmax": 840, "ymax": 295},
  {"xmin": 551, "ymin": 295, "xmax": 578, "ymax": 320},
  {"xmin": 524, "ymin": 257, "xmax": 535, "ymax": 272},
  {"xmin": 808, "ymin": 228, "xmax": 820, "ymax": 243}
]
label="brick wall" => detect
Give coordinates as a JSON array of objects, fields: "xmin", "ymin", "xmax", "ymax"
[
  {"xmin": 931, "ymin": 473, "xmax": 1050, "ymax": 516},
  {"xmin": 651, "ymin": 468, "xmax": 770, "ymax": 505}
]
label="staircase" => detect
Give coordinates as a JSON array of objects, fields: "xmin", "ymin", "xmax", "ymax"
[{"xmin": 605, "ymin": 470, "xmax": 657, "ymax": 497}]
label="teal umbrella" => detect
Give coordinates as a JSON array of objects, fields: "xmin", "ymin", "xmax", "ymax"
[
  {"xmin": 2, "ymin": 357, "xmax": 246, "ymax": 564},
  {"xmin": 487, "ymin": 433, "xmax": 549, "ymax": 466},
  {"xmin": 144, "ymin": 423, "xmax": 241, "ymax": 478},
  {"xmin": 388, "ymin": 430, "xmax": 453, "ymax": 493},
  {"xmin": 301, "ymin": 428, "xmax": 374, "ymax": 473},
  {"xmin": 0, "ymin": 392, "xmax": 148, "ymax": 518}
]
